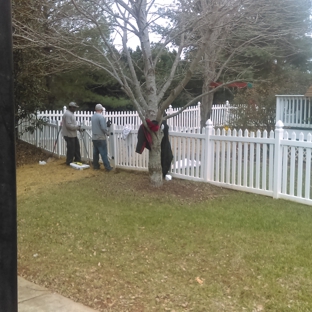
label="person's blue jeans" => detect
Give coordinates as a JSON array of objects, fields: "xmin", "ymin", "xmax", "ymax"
[{"xmin": 92, "ymin": 140, "xmax": 112, "ymax": 170}]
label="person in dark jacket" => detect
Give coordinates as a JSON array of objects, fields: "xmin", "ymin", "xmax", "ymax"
[{"xmin": 161, "ymin": 119, "xmax": 173, "ymax": 177}]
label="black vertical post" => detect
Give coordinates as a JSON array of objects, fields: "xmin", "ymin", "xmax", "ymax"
[{"xmin": 0, "ymin": 0, "xmax": 18, "ymax": 311}]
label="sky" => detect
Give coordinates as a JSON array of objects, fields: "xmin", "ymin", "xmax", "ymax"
[{"xmin": 112, "ymin": 0, "xmax": 176, "ymax": 50}]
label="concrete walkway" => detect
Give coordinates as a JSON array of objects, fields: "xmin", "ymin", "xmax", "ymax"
[{"xmin": 18, "ymin": 277, "xmax": 97, "ymax": 312}]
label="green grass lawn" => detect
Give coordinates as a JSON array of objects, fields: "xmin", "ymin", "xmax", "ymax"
[{"xmin": 17, "ymin": 169, "xmax": 312, "ymax": 312}]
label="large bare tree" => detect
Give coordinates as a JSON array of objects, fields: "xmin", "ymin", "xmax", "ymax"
[{"xmin": 12, "ymin": 0, "xmax": 311, "ymax": 186}]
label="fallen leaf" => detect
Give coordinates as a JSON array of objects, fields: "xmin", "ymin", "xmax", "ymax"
[{"xmin": 196, "ymin": 277, "xmax": 204, "ymax": 285}]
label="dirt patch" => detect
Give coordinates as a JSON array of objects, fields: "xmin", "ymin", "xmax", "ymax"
[
  {"xmin": 117, "ymin": 170, "xmax": 226, "ymax": 202},
  {"xmin": 16, "ymin": 140, "xmax": 49, "ymax": 167}
]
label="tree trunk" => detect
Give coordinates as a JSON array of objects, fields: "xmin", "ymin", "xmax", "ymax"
[
  {"xmin": 200, "ymin": 48, "xmax": 217, "ymax": 130},
  {"xmin": 148, "ymin": 130, "xmax": 163, "ymax": 187},
  {"xmin": 200, "ymin": 87, "xmax": 214, "ymax": 130}
]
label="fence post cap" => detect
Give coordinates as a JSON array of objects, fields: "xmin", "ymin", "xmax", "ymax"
[
  {"xmin": 275, "ymin": 120, "xmax": 284, "ymax": 128},
  {"xmin": 205, "ymin": 119, "xmax": 213, "ymax": 126}
]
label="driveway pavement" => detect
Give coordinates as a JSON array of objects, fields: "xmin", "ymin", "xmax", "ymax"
[{"xmin": 18, "ymin": 277, "xmax": 97, "ymax": 312}]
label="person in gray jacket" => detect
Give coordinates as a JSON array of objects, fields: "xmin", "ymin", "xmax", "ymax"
[
  {"xmin": 91, "ymin": 104, "xmax": 113, "ymax": 171},
  {"xmin": 62, "ymin": 101, "xmax": 82, "ymax": 165}
]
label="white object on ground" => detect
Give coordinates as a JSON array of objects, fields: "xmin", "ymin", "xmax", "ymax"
[
  {"xmin": 39, "ymin": 161, "xmax": 46, "ymax": 165},
  {"xmin": 165, "ymin": 174, "xmax": 172, "ymax": 181},
  {"xmin": 70, "ymin": 163, "xmax": 90, "ymax": 170}
]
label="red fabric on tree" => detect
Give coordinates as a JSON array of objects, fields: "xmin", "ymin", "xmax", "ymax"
[
  {"xmin": 146, "ymin": 119, "xmax": 160, "ymax": 132},
  {"xmin": 135, "ymin": 119, "xmax": 159, "ymax": 154}
]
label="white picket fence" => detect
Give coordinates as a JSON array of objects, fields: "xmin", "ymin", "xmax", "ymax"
[
  {"xmin": 29, "ymin": 95, "xmax": 312, "ymax": 131},
  {"xmin": 18, "ymin": 116, "xmax": 312, "ymax": 206},
  {"xmin": 276, "ymin": 95, "xmax": 312, "ymax": 128},
  {"xmin": 29, "ymin": 101, "xmax": 237, "ymax": 129}
]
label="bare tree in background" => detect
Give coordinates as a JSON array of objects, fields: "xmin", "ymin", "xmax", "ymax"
[
  {"xmin": 189, "ymin": 0, "xmax": 312, "ymax": 129},
  {"xmin": 12, "ymin": 0, "xmax": 311, "ymax": 186}
]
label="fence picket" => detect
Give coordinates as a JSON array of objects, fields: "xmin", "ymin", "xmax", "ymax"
[
  {"xmin": 243, "ymin": 130, "xmax": 249, "ymax": 187},
  {"xmin": 290, "ymin": 134, "xmax": 296, "ymax": 196},
  {"xmin": 255, "ymin": 131, "xmax": 261, "ymax": 189},
  {"xmin": 262, "ymin": 131, "xmax": 267, "ymax": 190},
  {"xmin": 226, "ymin": 131, "xmax": 231, "ymax": 184},
  {"xmin": 249, "ymin": 132, "xmax": 255, "ymax": 188},
  {"xmin": 221, "ymin": 133, "xmax": 226, "ymax": 183},
  {"xmin": 215, "ymin": 129, "xmax": 221, "ymax": 182},
  {"xmin": 297, "ymin": 133, "xmax": 304, "ymax": 197},
  {"xmin": 231, "ymin": 130, "xmax": 237, "ymax": 185},
  {"xmin": 305, "ymin": 134, "xmax": 312, "ymax": 199},
  {"xmin": 269, "ymin": 131, "xmax": 274, "ymax": 191}
]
